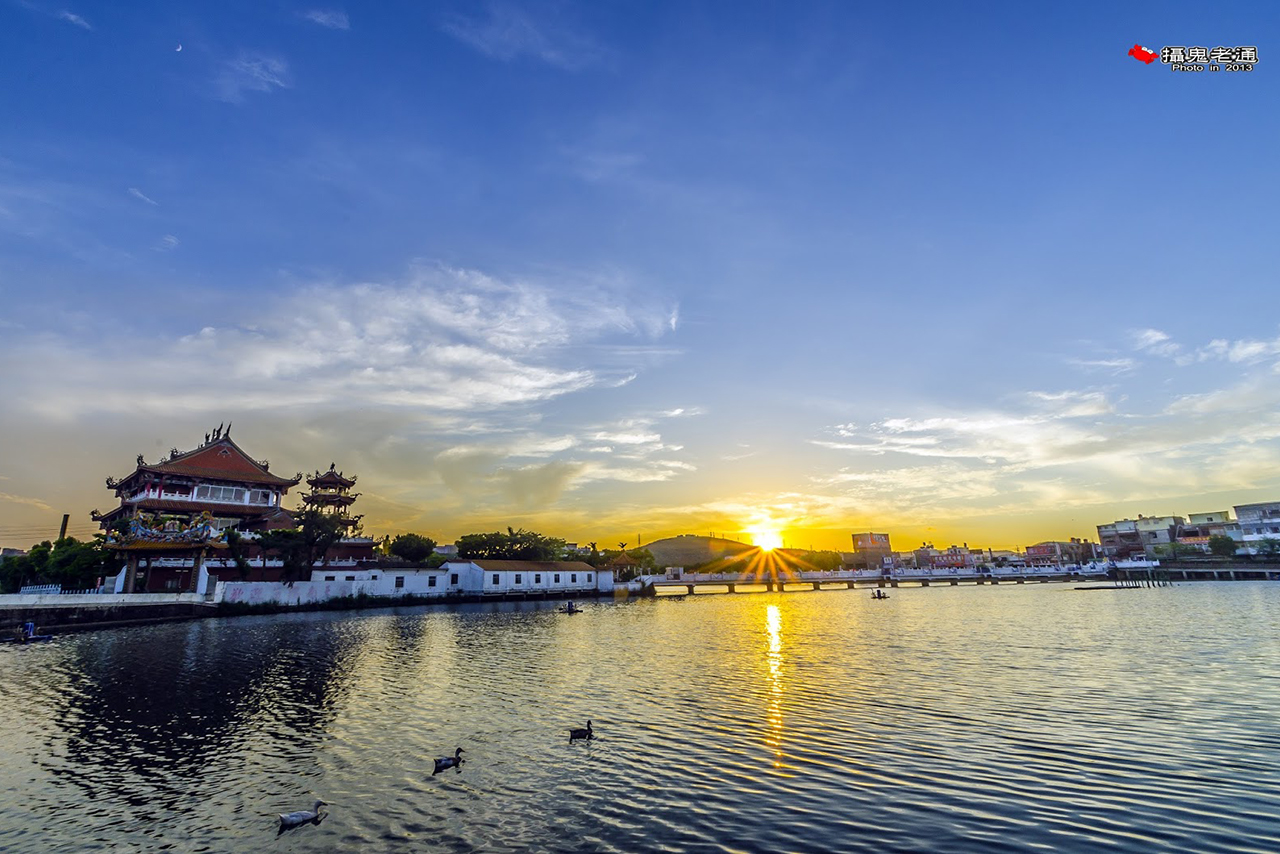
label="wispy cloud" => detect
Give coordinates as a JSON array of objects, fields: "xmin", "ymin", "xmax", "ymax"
[
  {"xmin": 442, "ymin": 3, "xmax": 603, "ymax": 70},
  {"xmin": 302, "ymin": 9, "xmax": 349, "ymax": 30},
  {"xmin": 1131, "ymin": 327, "xmax": 1181, "ymax": 358},
  {"xmin": 57, "ymin": 10, "xmax": 91, "ymax": 30},
  {"xmin": 128, "ymin": 187, "xmax": 158, "ymax": 206},
  {"xmin": 1067, "ymin": 356, "xmax": 1135, "ymax": 375},
  {"xmin": 215, "ymin": 53, "xmax": 291, "ymax": 103},
  {"xmin": 0, "ymin": 491, "xmax": 53, "ymax": 511},
  {"xmin": 153, "ymin": 234, "xmax": 179, "ymax": 251},
  {"xmin": 3, "ymin": 264, "xmax": 676, "ymax": 420}
]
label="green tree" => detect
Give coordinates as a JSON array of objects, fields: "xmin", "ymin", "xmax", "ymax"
[
  {"xmin": 1207, "ymin": 535, "xmax": 1237, "ymax": 557},
  {"xmin": 0, "ymin": 537, "xmax": 122, "ymax": 593},
  {"xmin": 257, "ymin": 510, "xmax": 346, "ymax": 583},
  {"xmin": 389, "ymin": 533, "xmax": 437, "ymax": 563},
  {"xmin": 1258, "ymin": 538, "xmax": 1280, "ymax": 557},
  {"xmin": 455, "ymin": 528, "xmax": 566, "ymax": 561}
]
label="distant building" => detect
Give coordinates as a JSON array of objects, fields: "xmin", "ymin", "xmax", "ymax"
[
  {"xmin": 1178, "ymin": 511, "xmax": 1237, "ymax": 553},
  {"xmin": 1098, "ymin": 515, "xmax": 1185, "ymax": 559},
  {"xmin": 1025, "ymin": 539, "xmax": 1101, "ymax": 567},
  {"xmin": 1232, "ymin": 502, "xmax": 1280, "ymax": 553},
  {"xmin": 849, "ymin": 532, "xmax": 892, "ymax": 570}
]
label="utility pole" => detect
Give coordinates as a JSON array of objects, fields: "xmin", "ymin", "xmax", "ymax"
[{"xmin": 58, "ymin": 514, "xmax": 69, "ymax": 541}]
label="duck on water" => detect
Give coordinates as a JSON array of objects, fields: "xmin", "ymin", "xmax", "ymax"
[
  {"xmin": 278, "ymin": 800, "xmax": 327, "ymax": 833},
  {"xmin": 569, "ymin": 720, "xmax": 594, "ymax": 741},
  {"xmin": 434, "ymin": 747, "xmax": 464, "ymax": 774}
]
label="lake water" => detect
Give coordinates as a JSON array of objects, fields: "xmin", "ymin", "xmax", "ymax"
[{"xmin": 1, "ymin": 582, "xmax": 1278, "ymax": 853}]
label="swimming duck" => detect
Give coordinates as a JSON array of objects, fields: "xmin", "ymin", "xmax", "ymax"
[
  {"xmin": 433, "ymin": 747, "xmax": 464, "ymax": 774},
  {"xmin": 278, "ymin": 800, "xmax": 327, "ymax": 831},
  {"xmin": 569, "ymin": 720, "xmax": 594, "ymax": 741}
]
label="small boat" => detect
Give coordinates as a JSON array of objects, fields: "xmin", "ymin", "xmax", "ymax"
[
  {"xmin": 558, "ymin": 602, "xmax": 582, "ymax": 614},
  {"xmin": 2, "ymin": 622, "xmax": 53, "ymax": 644},
  {"xmin": 871, "ymin": 590, "xmax": 890, "ymax": 600}
]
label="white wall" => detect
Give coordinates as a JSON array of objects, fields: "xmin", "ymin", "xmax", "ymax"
[{"xmin": 445, "ymin": 562, "xmax": 612, "ymax": 595}]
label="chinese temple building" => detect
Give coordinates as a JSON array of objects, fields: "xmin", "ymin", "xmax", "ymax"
[
  {"xmin": 302, "ymin": 464, "xmax": 362, "ymax": 532},
  {"xmin": 93, "ymin": 424, "xmax": 373, "ymax": 592}
]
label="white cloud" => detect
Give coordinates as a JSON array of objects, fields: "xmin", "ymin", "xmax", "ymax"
[
  {"xmin": 442, "ymin": 3, "xmax": 603, "ymax": 70},
  {"xmin": 215, "ymin": 53, "xmax": 291, "ymax": 103},
  {"xmin": 302, "ymin": 9, "xmax": 350, "ymax": 30},
  {"xmin": 3, "ymin": 264, "xmax": 675, "ymax": 421},
  {"xmin": 128, "ymin": 187, "xmax": 159, "ymax": 206},
  {"xmin": 58, "ymin": 10, "xmax": 91, "ymax": 30},
  {"xmin": 1131, "ymin": 327, "xmax": 1181, "ymax": 358},
  {"xmin": 154, "ymin": 234, "xmax": 179, "ymax": 251}
]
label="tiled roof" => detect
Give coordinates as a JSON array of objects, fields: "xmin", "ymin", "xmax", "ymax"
[
  {"xmin": 115, "ymin": 436, "xmax": 300, "ymax": 488},
  {"xmin": 307, "ymin": 469, "xmax": 356, "ymax": 488}
]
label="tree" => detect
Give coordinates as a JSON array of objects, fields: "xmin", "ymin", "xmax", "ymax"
[
  {"xmin": 1258, "ymin": 538, "xmax": 1280, "ymax": 557},
  {"xmin": 389, "ymin": 533, "xmax": 437, "ymax": 563},
  {"xmin": 1207, "ymin": 535, "xmax": 1237, "ymax": 557},
  {"xmin": 0, "ymin": 536, "xmax": 122, "ymax": 593},
  {"xmin": 257, "ymin": 510, "xmax": 346, "ymax": 583},
  {"xmin": 455, "ymin": 528, "xmax": 566, "ymax": 561}
]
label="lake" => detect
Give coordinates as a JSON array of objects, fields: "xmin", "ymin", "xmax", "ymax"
[{"xmin": 1, "ymin": 582, "xmax": 1278, "ymax": 853}]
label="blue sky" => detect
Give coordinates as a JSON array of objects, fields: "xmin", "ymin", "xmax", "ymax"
[{"xmin": 2, "ymin": 1, "xmax": 1279, "ymax": 551}]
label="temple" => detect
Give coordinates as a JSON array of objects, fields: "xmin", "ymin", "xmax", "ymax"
[
  {"xmin": 302, "ymin": 464, "xmax": 362, "ymax": 532},
  {"xmin": 93, "ymin": 424, "xmax": 373, "ymax": 592}
]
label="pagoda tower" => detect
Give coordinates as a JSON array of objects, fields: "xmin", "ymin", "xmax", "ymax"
[{"xmin": 301, "ymin": 463, "xmax": 363, "ymax": 533}]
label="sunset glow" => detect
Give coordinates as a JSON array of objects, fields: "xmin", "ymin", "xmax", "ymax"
[{"xmin": 749, "ymin": 527, "xmax": 784, "ymax": 552}]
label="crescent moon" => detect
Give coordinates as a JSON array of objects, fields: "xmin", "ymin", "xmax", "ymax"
[{"xmin": 176, "ymin": 44, "xmax": 183, "ymax": 52}]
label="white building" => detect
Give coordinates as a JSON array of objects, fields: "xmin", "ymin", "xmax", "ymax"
[
  {"xmin": 308, "ymin": 559, "xmax": 613, "ymax": 598},
  {"xmin": 1233, "ymin": 502, "xmax": 1280, "ymax": 553}
]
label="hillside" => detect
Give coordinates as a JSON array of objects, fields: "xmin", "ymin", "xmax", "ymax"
[{"xmin": 642, "ymin": 535, "xmax": 756, "ymax": 568}]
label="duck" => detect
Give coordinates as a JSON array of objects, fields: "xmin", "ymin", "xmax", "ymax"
[
  {"xmin": 278, "ymin": 800, "xmax": 327, "ymax": 831},
  {"xmin": 569, "ymin": 720, "xmax": 594, "ymax": 741},
  {"xmin": 433, "ymin": 747, "xmax": 464, "ymax": 774}
]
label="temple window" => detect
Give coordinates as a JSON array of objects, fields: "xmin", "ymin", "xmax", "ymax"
[{"xmin": 195, "ymin": 485, "xmax": 246, "ymax": 503}]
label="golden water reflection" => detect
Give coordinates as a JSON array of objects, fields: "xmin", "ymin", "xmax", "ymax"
[{"xmin": 764, "ymin": 603, "xmax": 789, "ymax": 773}]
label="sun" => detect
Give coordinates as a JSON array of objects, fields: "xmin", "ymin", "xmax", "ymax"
[{"xmin": 749, "ymin": 527, "xmax": 784, "ymax": 552}]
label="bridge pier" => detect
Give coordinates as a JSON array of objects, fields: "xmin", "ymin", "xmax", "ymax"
[
  {"xmin": 846, "ymin": 580, "xmax": 856, "ymax": 589},
  {"xmin": 727, "ymin": 583, "xmax": 735, "ymax": 593},
  {"xmin": 920, "ymin": 579, "xmax": 929, "ymax": 587},
  {"xmin": 765, "ymin": 581, "xmax": 775, "ymax": 592},
  {"xmin": 1016, "ymin": 578, "xmax": 1024, "ymax": 584},
  {"xmin": 890, "ymin": 580, "xmax": 898, "ymax": 588},
  {"xmin": 991, "ymin": 578, "xmax": 999, "ymax": 584},
  {"xmin": 686, "ymin": 584, "xmax": 695, "ymax": 596},
  {"xmin": 812, "ymin": 581, "xmax": 821, "ymax": 590},
  {"xmin": 950, "ymin": 579, "xmax": 958, "ymax": 586}
]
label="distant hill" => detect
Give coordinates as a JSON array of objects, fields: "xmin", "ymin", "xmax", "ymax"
[{"xmin": 642, "ymin": 535, "xmax": 756, "ymax": 568}]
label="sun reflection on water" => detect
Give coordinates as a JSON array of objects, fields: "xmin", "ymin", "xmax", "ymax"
[{"xmin": 764, "ymin": 603, "xmax": 789, "ymax": 773}]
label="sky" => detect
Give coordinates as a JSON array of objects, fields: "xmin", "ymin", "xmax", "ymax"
[{"xmin": 2, "ymin": 1, "xmax": 1279, "ymax": 553}]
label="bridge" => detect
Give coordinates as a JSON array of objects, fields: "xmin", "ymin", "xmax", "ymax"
[{"xmin": 638, "ymin": 564, "xmax": 1113, "ymax": 596}]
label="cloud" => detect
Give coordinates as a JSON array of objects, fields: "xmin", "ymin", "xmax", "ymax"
[
  {"xmin": 57, "ymin": 10, "xmax": 91, "ymax": 29},
  {"xmin": 153, "ymin": 234, "xmax": 179, "ymax": 251},
  {"xmin": 442, "ymin": 3, "xmax": 603, "ymax": 69},
  {"xmin": 1131, "ymin": 327, "xmax": 1181, "ymax": 358},
  {"xmin": 3, "ymin": 264, "xmax": 676, "ymax": 421},
  {"xmin": 1067, "ymin": 357, "xmax": 1135, "ymax": 375},
  {"xmin": 302, "ymin": 9, "xmax": 349, "ymax": 30},
  {"xmin": 215, "ymin": 53, "xmax": 291, "ymax": 103},
  {"xmin": 128, "ymin": 188, "xmax": 159, "ymax": 206},
  {"xmin": 0, "ymin": 491, "xmax": 53, "ymax": 511}
]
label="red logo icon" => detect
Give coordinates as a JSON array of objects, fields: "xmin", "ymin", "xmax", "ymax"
[{"xmin": 1129, "ymin": 44, "xmax": 1157, "ymax": 64}]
